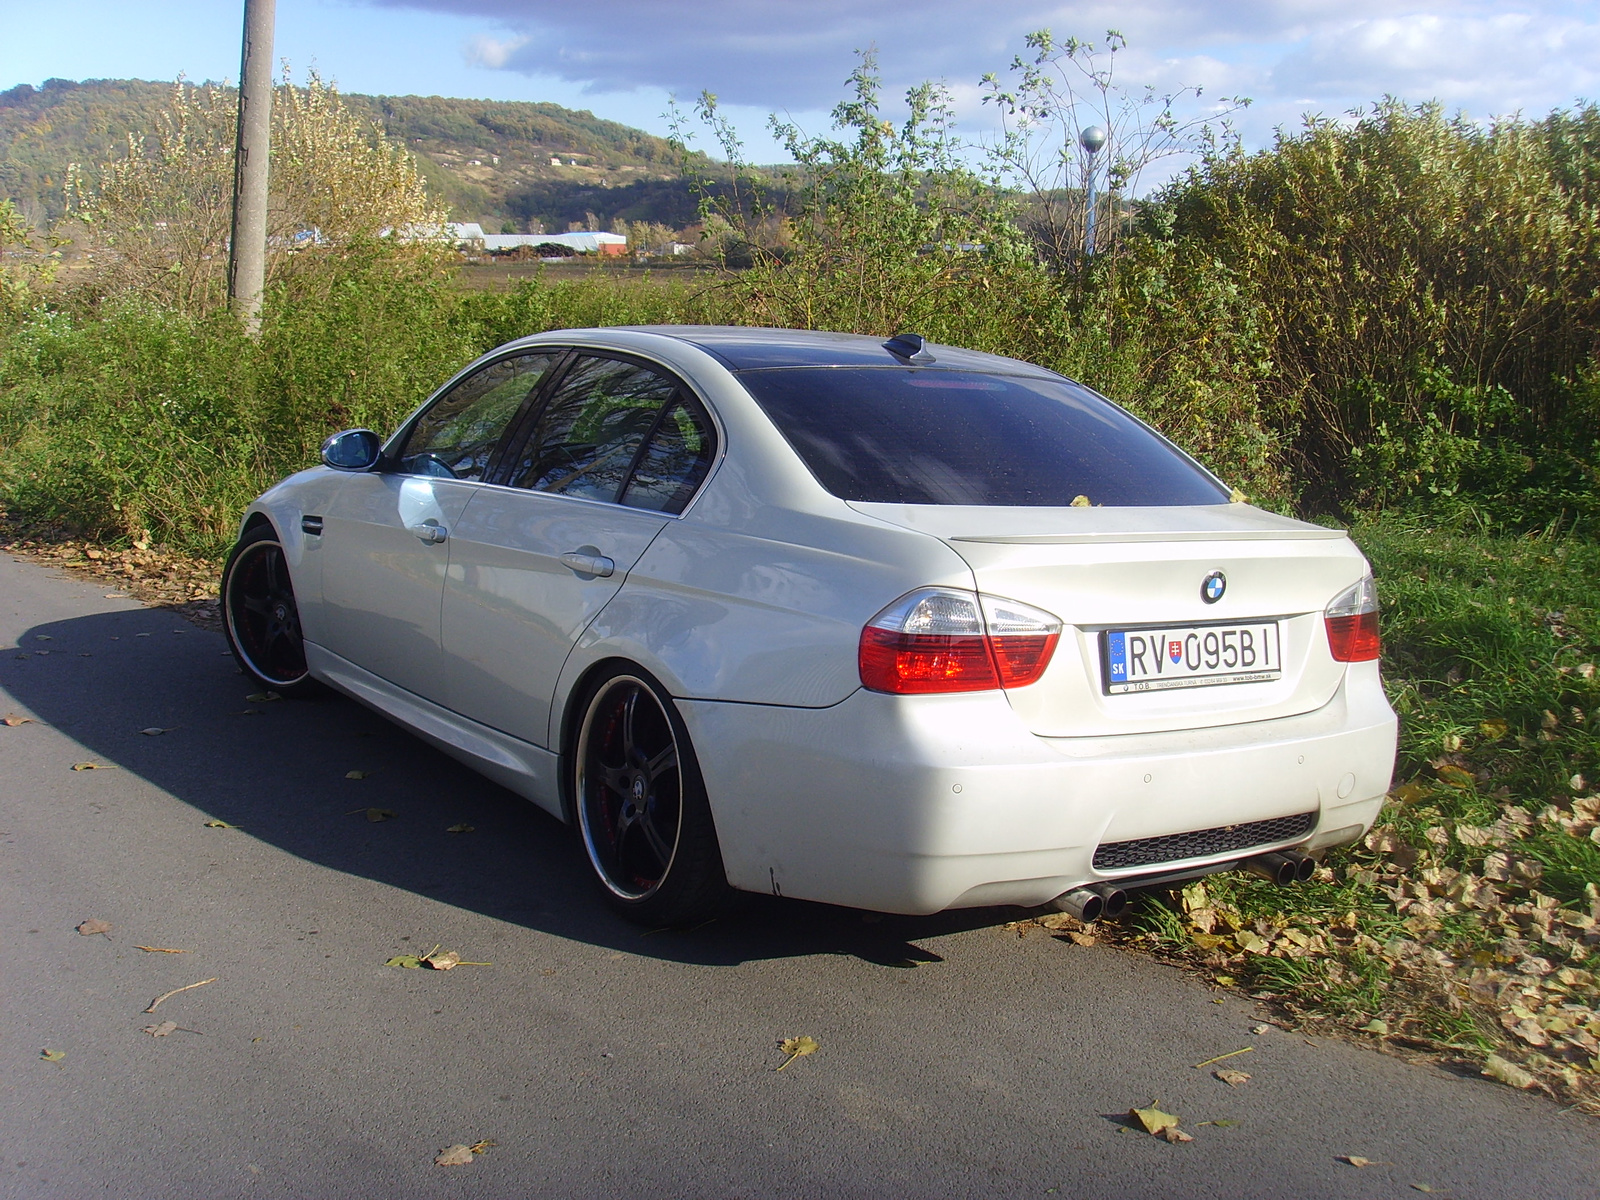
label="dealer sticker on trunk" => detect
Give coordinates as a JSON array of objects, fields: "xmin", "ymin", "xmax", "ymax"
[{"xmin": 1103, "ymin": 621, "xmax": 1282, "ymax": 693}]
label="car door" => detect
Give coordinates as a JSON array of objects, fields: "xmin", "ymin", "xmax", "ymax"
[
  {"xmin": 316, "ymin": 350, "xmax": 560, "ymax": 701},
  {"xmin": 440, "ymin": 352, "xmax": 717, "ymax": 747}
]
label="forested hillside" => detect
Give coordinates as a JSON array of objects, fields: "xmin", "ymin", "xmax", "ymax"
[{"xmin": 0, "ymin": 76, "xmax": 704, "ymax": 231}]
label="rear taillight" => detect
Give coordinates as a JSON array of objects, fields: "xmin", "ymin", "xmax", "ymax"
[
  {"xmin": 859, "ymin": 588, "xmax": 1061, "ymax": 694},
  {"xmin": 1325, "ymin": 575, "xmax": 1381, "ymax": 662}
]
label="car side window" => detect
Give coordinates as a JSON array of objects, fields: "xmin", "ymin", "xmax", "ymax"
[
  {"xmin": 620, "ymin": 399, "xmax": 715, "ymax": 514},
  {"xmin": 394, "ymin": 352, "xmax": 557, "ymax": 481},
  {"xmin": 506, "ymin": 356, "xmax": 679, "ymax": 503}
]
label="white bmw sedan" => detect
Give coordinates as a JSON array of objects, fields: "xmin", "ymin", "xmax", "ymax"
[{"xmin": 222, "ymin": 326, "xmax": 1397, "ymax": 925}]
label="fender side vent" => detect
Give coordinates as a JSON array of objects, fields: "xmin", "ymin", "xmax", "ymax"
[
  {"xmin": 1093, "ymin": 811, "xmax": 1317, "ymax": 871},
  {"xmin": 301, "ymin": 515, "xmax": 324, "ymax": 536}
]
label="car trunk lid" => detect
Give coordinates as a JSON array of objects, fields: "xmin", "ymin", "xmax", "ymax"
[{"xmin": 848, "ymin": 502, "xmax": 1367, "ymax": 737}]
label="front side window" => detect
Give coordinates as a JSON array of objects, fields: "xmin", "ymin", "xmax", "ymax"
[
  {"xmin": 394, "ymin": 352, "xmax": 557, "ymax": 481},
  {"xmin": 506, "ymin": 356, "xmax": 694, "ymax": 506},
  {"xmin": 737, "ymin": 367, "xmax": 1228, "ymax": 507}
]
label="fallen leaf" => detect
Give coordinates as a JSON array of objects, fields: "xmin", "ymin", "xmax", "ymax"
[
  {"xmin": 1065, "ymin": 931, "xmax": 1096, "ymax": 946},
  {"xmin": 40, "ymin": 1049, "xmax": 65, "ymax": 1062},
  {"xmin": 134, "ymin": 946, "xmax": 190, "ymax": 954},
  {"xmin": 345, "ymin": 770, "xmax": 371, "ymax": 780},
  {"xmin": 1130, "ymin": 1106, "xmax": 1182, "ymax": 1136},
  {"xmin": 1411, "ymin": 1185, "xmax": 1436, "ymax": 1194},
  {"xmin": 1434, "ymin": 763, "xmax": 1475, "ymax": 789},
  {"xmin": 435, "ymin": 1145, "xmax": 476, "ymax": 1167},
  {"xmin": 202, "ymin": 819, "xmax": 238, "ymax": 829},
  {"xmin": 137, "ymin": 727, "xmax": 173, "ymax": 736},
  {"xmin": 349, "ymin": 807, "xmax": 395, "ymax": 822},
  {"xmin": 1198, "ymin": 1119, "xmax": 1239, "ymax": 1128},
  {"xmin": 76, "ymin": 918, "xmax": 112, "ymax": 936},
  {"xmin": 142, "ymin": 1021, "xmax": 178, "ymax": 1037},
  {"xmin": 385, "ymin": 955, "xmax": 423, "ymax": 968},
  {"xmin": 1215, "ymin": 1069, "xmax": 1251, "ymax": 1086},
  {"xmin": 1481, "ymin": 1054, "xmax": 1538, "ymax": 1089},
  {"xmin": 1479, "ymin": 718, "xmax": 1509, "ymax": 740},
  {"xmin": 1161, "ymin": 1126, "xmax": 1194, "ymax": 1143},
  {"xmin": 143, "ymin": 977, "xmax": 216, "ymax": 1013},
  {"xmin": 1361, "ymin": 1019, "xmax": 1389, "ymax": 1035},
  {"xmin": 244, "ymin": 692, "xmax": 281, "ymax": 703},
  {"xmin": 1250, "ymin": 1024, "xmax": 1271, "ymax": 1035},
  {"xmin": 777, "ymin": 1035, "xmax": 819, "ymax": 1070},
  {"xmin": 422, "ymin": 949, "xmax": 462, "ymax": 971},
  {"xmin": 2, "ymin": 713, "xmax": 32, "ymax": 726},
  {"xmin": 1070, "ymin": 494, "xmax": 1091, "ymax": 507},
  {"xmin": 71, "ymin": 762, "xmax": 116, "ymax": 771},
  {"xmin": 445, "ymin": 824, "xmax": 475, "ymax": 833}
]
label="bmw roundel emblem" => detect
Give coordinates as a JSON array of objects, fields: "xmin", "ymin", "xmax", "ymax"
[{"xmin": 1201, "ymin": 570, "xmax": 1226, "ymax": 604}]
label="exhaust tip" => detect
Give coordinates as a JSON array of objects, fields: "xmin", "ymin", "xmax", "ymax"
[
  {"xmin": 1094, "ymin": 884, "xmax": 1129, "ymax": 919},
  {"xmin": 1048, "ymin": 888, "xmax": 1105, "ymax": 923},
  {"xmin": 1242, "ymin": 850, "xmax": 1315, "ymax": 886},
  {"xmin": 1294, "ymin": 853, "xmax": 1316, "ymax": 882}
]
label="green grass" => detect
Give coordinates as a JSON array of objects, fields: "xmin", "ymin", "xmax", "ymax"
[{"xmin": 1128, "ymin": 512, "xmax": 1600, "ymax": 1106}]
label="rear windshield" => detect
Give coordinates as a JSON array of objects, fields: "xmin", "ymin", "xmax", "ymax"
[{"xmin": 737, "ymin": 367, "xmax": 1228, "ymax": 506}]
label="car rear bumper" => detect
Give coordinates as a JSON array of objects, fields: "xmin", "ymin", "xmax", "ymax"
[{"xmin": 679, "ymin": 663, "xmax": 1397, "ymax": 914}]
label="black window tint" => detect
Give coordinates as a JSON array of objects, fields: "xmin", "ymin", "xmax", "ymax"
[
  {"xmin": 738, "ymin": 368, "xmax": 1228, "ymax": 506},
  {"xmin": 621, "ymin": 399, "xmax": 715, "ymax": 514},
  {"xmin": 508, "ymin": 356, "xmax": 678, "ymax": 503},
  {"xmin": 396, "ymin": 353, "xmax": 555, "ymax": 481}
]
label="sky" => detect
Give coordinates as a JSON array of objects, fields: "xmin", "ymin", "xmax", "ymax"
[{"xmin": 3, "ymin": 0, "xmax": 1597, "ymax": 169}]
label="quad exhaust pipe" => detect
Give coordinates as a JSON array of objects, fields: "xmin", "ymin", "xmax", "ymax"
[
  {"xmin": 1048, "ymin": 882, "xmax": 1128, "ymax": 923},
  {"xmin": 1242, "ymin": 850, "xmax": 1316, "ymax": 886}
]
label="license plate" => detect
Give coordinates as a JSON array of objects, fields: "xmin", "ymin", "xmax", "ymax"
[{"xmin": 1103, "ymin": 621, "xmax": 1281, "ymax": 693}]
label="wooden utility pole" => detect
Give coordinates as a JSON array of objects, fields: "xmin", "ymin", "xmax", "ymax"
[{"xmin": 227, "ymin": 0, "xmax": 275, "ymax": 334}]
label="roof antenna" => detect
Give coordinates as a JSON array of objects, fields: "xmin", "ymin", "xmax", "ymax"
[{"xmin": 884, "ymin": 332, "xmax": 935, "ymax": 364}]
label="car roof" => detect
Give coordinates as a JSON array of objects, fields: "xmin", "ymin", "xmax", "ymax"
[{"xmin": 611, "ymin": 325, "xmax": 1062, "ymax": 375}]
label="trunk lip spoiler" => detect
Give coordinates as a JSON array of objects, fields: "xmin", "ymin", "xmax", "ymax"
[{"xmin": 946, "ymin": 527, "xmax": 1348, "ymax": 544}]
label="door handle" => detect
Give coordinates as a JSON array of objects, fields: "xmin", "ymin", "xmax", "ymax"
[
  {"xmin": 410, "ymin": 522, "xmax": 447, "ymax": 544},
  {"xmin": 560, "ymin": 551, "xmax": 615, "ymax": 578}
]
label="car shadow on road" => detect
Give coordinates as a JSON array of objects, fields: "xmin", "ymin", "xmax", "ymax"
[{"xmin": 2, "ymin": 606, "xmax": 1020, "ymax": 967}]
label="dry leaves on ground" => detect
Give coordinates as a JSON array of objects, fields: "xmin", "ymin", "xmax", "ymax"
[
  {"xmin": 76, "ymin": 918, "xmax": 112, "ymax": 937},
  {"xmin": 142, "ymin": 1021, "xmax": 178, "ymax": 1038},
  {"xmin": 1214, "ymin": 1069, "xmax": 1251, "ymax": 1086},
  {"xmin": 777, "ymin": 1036, "xmax": 819, "ymax": 1070},
  {"xmin": 2, "ymin": 713, "xmax": 32, "ymax": 726},
  {"xmin": 40, "ymin": 1049, "xmax": 64, "ymax": 1062},
  {"xmin": 1130, "ymin": 1105, "xmax": 1193, "ymax": 1142},
  {"xmin": 345, "ymin": 770, "xmax": 372, "ymax": 780},
  {"xmin": 0, "ymin": 523, "xmax": 222, "ymax": 629},
  {"xmin": 71, "ymin": 762, "xmax": 115, "ymax": 771},
  {"xmin": 350, "ymin": 808, "xmax": 395, "ymax": 822},
  {"xmin": 435, "ymin": 1141, "xmax": 495, "ymax": 1166},
  {"xmin": 202, "ymin": 819, "xmax": 238, "ymax": 829},
  {"xmin": 386, "ymin": 944, "xmax": 488, "ymax": 970}
]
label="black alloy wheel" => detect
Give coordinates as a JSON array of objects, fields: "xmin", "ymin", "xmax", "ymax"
[
  {"xmin": 573, "ymin": 670, "xmax": 729, "ymax": 925},
  {"xmin": 221, "ymin": 524, "xmax": 317, "ymax": 696}
]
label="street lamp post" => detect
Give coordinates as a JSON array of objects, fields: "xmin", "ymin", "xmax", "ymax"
[{"xmin": 1080, "ymin": 125, "xmax": 1106, "ymax": 257}]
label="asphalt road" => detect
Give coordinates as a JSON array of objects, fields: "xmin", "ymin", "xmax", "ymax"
[{"xmin": 1, "ymin": 551, "xmax": 1595, "ymax": 1200}]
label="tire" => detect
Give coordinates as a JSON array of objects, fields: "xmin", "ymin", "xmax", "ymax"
[
  {"xmin": 572, "ymin": 667, "xmax": 730, "ymax": 926},
  {"xmin": 220, "ymin": 523, "xmax": 321, "ymax": 697}
]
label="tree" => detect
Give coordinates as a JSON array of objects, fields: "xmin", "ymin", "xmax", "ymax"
[{"xmin": 65, "ymin": 70, "xmax": 447, "ymax": 312}]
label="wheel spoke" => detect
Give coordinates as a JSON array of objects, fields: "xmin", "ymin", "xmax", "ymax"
[
  {"xmin": 645, "ymin": 743, "xmax": 677, "ymax": 782},
  {"xmin": 241, "ymin": 595, "xmax": 271, "ymax": 616},
  {"xmin": 619, "ymin": 687, "xmax": 640, "ymax": 763},
  {"xmin": 601, "ymin": 766, "xmax": 631, "ymax": 795},
  {"xmin": 637, "ymin": 809, "xmax": 674, "ymax": 866}
]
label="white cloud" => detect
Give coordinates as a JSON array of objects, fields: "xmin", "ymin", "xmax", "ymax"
[
  {"xmin": 367, "ymin": 0, "xmax": 1600, "ymax": 149},
  {"xmin": 463, "ymin": 32, "xmax": 529, "ymax": 69}
]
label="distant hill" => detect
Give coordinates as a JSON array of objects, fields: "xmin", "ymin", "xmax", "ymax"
[{"xmin": 0, "ymin": 76, "xmax": 713, "ymax": 232}]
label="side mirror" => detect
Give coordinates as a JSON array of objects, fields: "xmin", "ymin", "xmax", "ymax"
[{"xmin": 320, "ymin": 428, "xmax": 382, "ymax": 471}]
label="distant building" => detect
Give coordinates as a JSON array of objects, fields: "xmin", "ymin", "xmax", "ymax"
[{"xmin": 481, "ymin": 231, "xmax": 627, "ymax": 257}]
